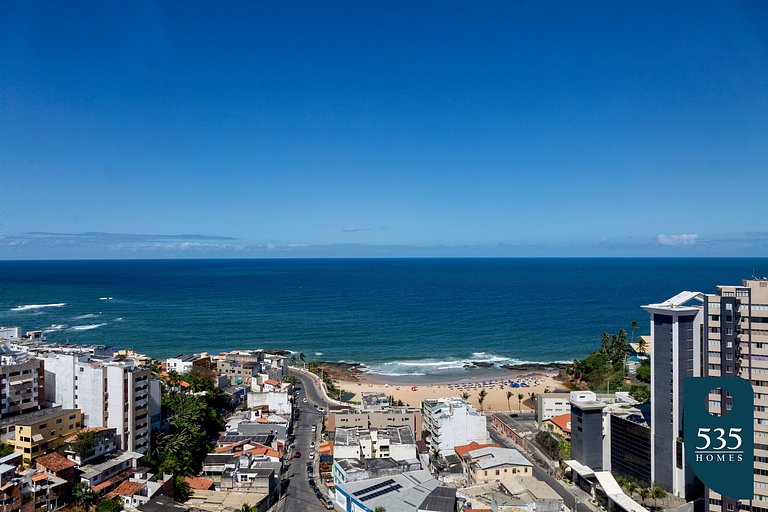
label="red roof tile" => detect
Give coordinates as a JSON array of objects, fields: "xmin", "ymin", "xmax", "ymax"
[
  {"xmin": 36, "ymin": 453, "xmax": 76, "ymax": 473},
  {"xmin": 103, "ymin": 480, "xmax": 143, "ymax": 500},
  {"xmin": 454, "ymin": 442, "xmax": 501, "ymax": 458},
  {"xmin": 548, "ymin": 413, "xmax": 572, "ymax": 433},
  {"xmin": 183, "ymin": 476, "xmax": 214, "ymax": 491}
]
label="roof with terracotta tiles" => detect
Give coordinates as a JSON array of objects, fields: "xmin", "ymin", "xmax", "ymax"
[
  {"xmin": 548, "ymin": 413, "xmax": 572, "ymax": 433},
  {"xmin": 103, "ymin": 480, "xmax": 143, "ymax": 500},
  {"xmin": 454, "ymin": 442, "xmax": 501, "ymax": 458},
  {"xmin": 183, "ymin": 476, "xmax": 214, "ymax": 490},
  {"xmin": 91, "ymin": 468, "xmax": 134, "ymax": 493},
  {"xmin": 36, "ymin": 453, "xmax": 76, "ymax": 473}
]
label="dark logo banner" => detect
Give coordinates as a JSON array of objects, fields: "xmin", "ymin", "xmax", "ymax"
[{"xmin": 684, "ymin": 376, "xmax": 754, "ymax": 499}]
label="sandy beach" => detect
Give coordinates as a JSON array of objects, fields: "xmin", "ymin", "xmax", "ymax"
[{"xmin": 333, "ymin": 369, "xmax": 569, "ymax": 413}]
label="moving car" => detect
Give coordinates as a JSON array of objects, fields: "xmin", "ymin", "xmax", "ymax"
[{"xmin": 293, "ymin": 450, "xmax": 301, "ymax": 458}]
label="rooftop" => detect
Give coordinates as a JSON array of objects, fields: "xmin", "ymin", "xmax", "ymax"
[
  {"xmin": 466, "ymin": 447, "xmax": 532, "ymax": 470},
  {"xmin": 337, "ymin": 469, "xmax": 442, "ymax": 512},
  {"xmin": 454, "ymin": 442, "xmax": 501, "ymax": 459},
  {"xmin": 36, "ymin": 452, "xmax": 77, "ymax": 473}
]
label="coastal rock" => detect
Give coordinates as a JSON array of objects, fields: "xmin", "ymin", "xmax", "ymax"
[{"xmin": 464, "ymin": 361, "xmax": 495, "ymax": 369}]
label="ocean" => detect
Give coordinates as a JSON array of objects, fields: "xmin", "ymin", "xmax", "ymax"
[{"xmin": 0, "ymin": 258, "xmax": 765, "ymax": 377}]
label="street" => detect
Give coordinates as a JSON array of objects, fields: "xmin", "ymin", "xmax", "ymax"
[
  {"xmin": 276, "ymin": 370, "xmax": 335, "ymax": 512},
  {"xmin": 487, "ymin": 422, "xmax": 596, "ymax": 512}
]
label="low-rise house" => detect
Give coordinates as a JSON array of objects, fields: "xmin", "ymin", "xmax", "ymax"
[
  {"xmin": 462, "ymin": 447, "xmax": 532, "ymax": 485},
  {"xmin": 9, "ymin": 408, "xmax": 83, "ymax": 462},
  {"xmin": 216, "ymin": 360, "xmax": 261, "ymax": 386},
  {"xmin": 201, "ymin": 452, "xmax": 280, "ymax": 496},
  {"xmin": 544, "ymin": 413, "xmax": 572, "ymax": 440},
  {"xmin": 102, "ymin": 467, "xmax": 174, "ymax": 509},
  {"xmin": 165, "ymin": 354, "xmax": 211, "ymax": 374},
  {"xmin": 63, "ymin": 426, "xmax": 118, "ymax": 465},
  {"xmin": 332, "ymin": 457, "xmax": 421, "ymax": 485},
  {"xmin": 79, "ymin": 450, "xmax": 144, "ymax": 496},
  {"xmin": 457, "ymin": 476, "xmax": 563, "ymax": 512}
]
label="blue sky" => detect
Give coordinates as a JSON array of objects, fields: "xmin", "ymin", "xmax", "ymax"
[{"xmin": 1, "ymin": 1, "xmax": 767, "ymax": 258}]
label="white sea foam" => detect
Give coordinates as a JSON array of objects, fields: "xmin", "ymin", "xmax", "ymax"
[
  {"xmin": 362, "ymin": 353, "xmax": 570, "ymax": 376},
  {"xmin": 43, "ymin": 324, "xmax": 68, "ymax": 333},
  {"xmin": 11, "ymin": 303, "xmax": 66, "ymax": 312},
  {"xmin": 99, "ymin": 297, "xmax": 113, "ymax": 301},
  {"xmin": 74, "ymin": 313, "xmax": 101, "ymax": 320},
  {"xmin": 115, "ymin": 317, "xmax": 124, "ymax": 321},
  {"xmin": 314, "ymin": 352, "xmax": 324, "ymax": 356},
  {"xmin": 70, "ymin": 323, "xmax": 107, "ymax": 331}
]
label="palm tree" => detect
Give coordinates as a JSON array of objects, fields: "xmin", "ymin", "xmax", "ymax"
[
  {"xmin": 517, "ymin": 393, "xmax": 524, "ymax": 412},
  {"xmin": 299, "ymin": 352, "xmax": 306, "ymax": 368},
  {"xmin": 630, "ymin": 320, "xmax": 639, "ymax": 346},
  {"xmin": 638, "ymin": 487, "xmax": 650, "ymax": 506},
  {"xmin": 461, "ymin": 392, "xmax": 470, "ymax": 400},
  {"xmin": 638, "ymin": 335, "xmax": 648, "ymax": 355},
  {"xmin": 73, "ymin": 482, "xmax": 93, "ymax": 511},
  {"xmin": 478, "ymin": 389, "xmax": 487, "ymax": 412},
  {"xmin": 626, "ymin": 480, "xmax": 638, "ymax": 498},
  {"xmin": 506, "ymin": 391, "xmax": 513, "ymax": 410},
  {"xmin": 651, "ymin": 486, "xmax": 666, "ymax": 509},
  {"xmin": 239, "ymin": 504, "xmax": 256, "ymax": 512},
  {"xmin": 373, "ymin": 507, "xmax": 387, "ymax": 512},
  {"xmin": 600, "ymin": 332, "xmax": 611, "ymax": 354}
]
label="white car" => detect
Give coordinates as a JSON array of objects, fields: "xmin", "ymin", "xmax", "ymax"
[
  {"xmin": 302, "ymin": 397, "xmax": 308, "ymax": 403},
  {"xmin": 309, "ymin": 451, "xmax": 315, "ymax": 459},
  {"xmin": 310, "ymin": 442, "xmax": 315, "ymax": 449},
  {"xmin": 312, "ymin": 425, "xmax": 317, "ymax": 432},
  {"xmin": 316, "ymin": 406, "xmax": 325, "ymax": 413}
]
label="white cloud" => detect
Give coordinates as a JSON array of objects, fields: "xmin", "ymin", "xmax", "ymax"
[{"xmin": 656, "ymin": 233, "xmax": 699, "ymax": 246}]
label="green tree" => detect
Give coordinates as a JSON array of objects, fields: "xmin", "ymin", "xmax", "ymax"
[
  {"xmin": 651, "ymin": 486, "xmax": 667, "ymax": 509},
  {"xmin": 626, "ymin": 480, "xmax": 638, "ymax": 498},
  {"xmin": 638, "ymin": 488, "xmax": 650, "ymax": 506},
  {"xmin": 175, "ymin": 476, "xmax": 192, "ymax": 502},
  {"xmin": 478, "ymin": 389, "xmax": 487, "ymax": 412},
  {"xmin": 630, "ymin": 320, "xmax": 639, "ymax": 345},
  {"xmin": 638, "ymin": 336, "xmax": 649, "ymax": 354},
  {"xmin": 506, "ymin": 391, "xmax": 513, "ymax": 410},
  {"xmin": 70, "ymin": 429, "xmax": 97, "ymax": 458},
  {"xmin": 95, "ymin": 498, "xmax": 124, "ymax": 512},
  {"xmin": 299, "ymin": 352, "xmax": 306, "ymax": 367},
  {"xmin": 238, "ymin": 505, "xmax": 256, "ymax": 512},
  {"xmin": 373, "ymin": 507, "xmax": 387, "ymax": 512},
  {"xmin": 461, "ymin": 392, "xmax": 470, "ymax": 400},
  {"xmin": 517, "ymin": 393, "xmax": 524, "ymax": 412},
  {"xmin": 183, "ymin": 367, "xmax": 216, "ymax": 393},
  {"xmin": 636, "ymin": 360, "xmax": 651, "ymax": 383},
  {"xmin": 73, "ymin": 482, "xmax": 93, "ymax": 511},
  {"xmin": 0, "ymin": 443, "xmax": 14, "ymax": 457}
]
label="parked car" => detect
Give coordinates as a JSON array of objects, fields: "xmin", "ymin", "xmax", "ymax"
[
  {"xmin": 294, "ymin": 450, "xmax": 301, "ymax": 458},
  {"xmin": 309, "ymin": 451, "xmax": 315, "ymax": 459},
  {"xmin": 310, "ymin": 442, "xmax": 315, "ymax": 449}
]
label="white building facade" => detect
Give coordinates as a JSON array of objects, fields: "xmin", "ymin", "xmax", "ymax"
[{"xmin": 422, "ymin": 397, "xmax": 487, "ymax": 456}]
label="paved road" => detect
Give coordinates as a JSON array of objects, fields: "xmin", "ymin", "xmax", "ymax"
[
  {"xmin": 487, "ymin": 423, "xmax": 596, "ymax": 512},
  {"xmin": 277, "ymin": 370, "xmax": 333, "ymax": 512}
]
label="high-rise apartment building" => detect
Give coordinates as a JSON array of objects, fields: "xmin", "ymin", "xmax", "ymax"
[
  {"xmin": 644, "ymin": 279, "xmax": 768, "ymax": 510},
  {"xmin": 642, "ymin": 291, "xmax": 704, "ymax": 499},
  {"xmin": 40, "ymin": 353, "xmax": 152, "ymax": 454},
  {"xmin": 702, "ymin": 279, "xmax": 768, "ymax": 512}
]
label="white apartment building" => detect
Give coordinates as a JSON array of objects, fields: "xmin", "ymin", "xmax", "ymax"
[
  {"xmin": 0, "ymin": 341, "xmax": 44, "ymax": 419},
  {"xmin": 39, "ymin": 352, "xmax": 154, "ymax": 454},
  {"xmin": 333, "ymin": 426, "xmax": 417, "ymax": 462},
  {"xmin": 422, "ymin": 397, "xmax": 487, "ymax": 457}
]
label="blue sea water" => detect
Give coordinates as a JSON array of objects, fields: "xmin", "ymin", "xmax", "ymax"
[{"xmin": 0, "ymin": 258, "xmax": 765, "ymax": 377}]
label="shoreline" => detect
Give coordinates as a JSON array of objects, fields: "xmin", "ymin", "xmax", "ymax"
[{"xmin": 316, "ymin": 361, "xmax": 571, "ymax": 413}]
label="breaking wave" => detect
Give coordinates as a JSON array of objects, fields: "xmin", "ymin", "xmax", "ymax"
[{"xmin": 11, "ymin": 303, "xmax": 66, "ymax": 312}]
